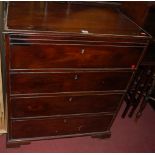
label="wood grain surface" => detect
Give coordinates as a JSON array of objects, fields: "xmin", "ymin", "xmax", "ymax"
[{"xmin": 3, "ymin": 2, "xmax": 151, "ymax": 147}]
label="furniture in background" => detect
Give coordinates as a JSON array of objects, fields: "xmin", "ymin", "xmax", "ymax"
[{"xmin": 121, "ymin": 2, "xmax": 155, "ymax": 118}]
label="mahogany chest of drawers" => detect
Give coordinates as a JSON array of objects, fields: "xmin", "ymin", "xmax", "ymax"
[{"xmin": 1, "ymin": 2, "xmax": 151, "ymax": 147}]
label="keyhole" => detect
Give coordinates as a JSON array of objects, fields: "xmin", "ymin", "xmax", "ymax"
[
  {"xmin": 69, "ymin": 97, "xmax": 73, "ymax": 102},
  {"xmin": 81, "ymin": 49, "xmax": 85, "ymax": 54},
  {"xmin": 74, "ymin": 74, "xmax": 78, "ymax": 80}
]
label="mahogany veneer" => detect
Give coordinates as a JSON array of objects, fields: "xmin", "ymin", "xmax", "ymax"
[
  {"xmin": 11, "ymin": 114, "xmax": 113, "ymax": 139},
  {"xmin": 10, "ymin": 44, "xmax": 143, "ymax": 69},
  {"xmin": 10, "ymin": 93, "xmax": 123, "ymax": 118},
  {"xmin": 1, "ymin": 2, "xmax": 151, "ymax": 147},
  {"xmin": 10, "ymin": 71, "xmax": 132, "ymax": 94}
]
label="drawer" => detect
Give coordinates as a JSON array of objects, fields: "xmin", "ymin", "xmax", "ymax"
[
  {"xmin": 10, "ymin": 44, "xmax": 143, "ymax": 69},
  {"xmin": 10, "ymin": 71, "xmax": 132, "ymax": 94},
  {"xmin": 11, "ymin": 93, "xmax": 123, "ymax": 118},
  {"xmin": 10, "ymin": 114, "xmax": 113, "ymax": 139}
]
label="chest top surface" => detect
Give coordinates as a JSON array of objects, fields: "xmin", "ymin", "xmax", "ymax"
[{"xmin": 4, "ymin": 2, "xmax": 150, "ymax": 38}]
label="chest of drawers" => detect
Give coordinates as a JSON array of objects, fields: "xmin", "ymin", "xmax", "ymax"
[{"xmin": 1, "ymin": 2, "xmax": 151, "ymax": 147}]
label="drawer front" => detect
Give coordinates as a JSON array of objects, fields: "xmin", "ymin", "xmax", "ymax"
[
  {"xmin": 11, "ymin": 93, "xmax": 123, "ymax": 118},
  {"xmin": 10, "ymin": 71, "xmax": 132, "ymax": 94},
  {"xmin": 10, "ymin": 114, "xmax": 113, "ymax": 139},
  {"xmin": 10, "ymin": 44, "xmax": 143, "ymax": 69}
]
